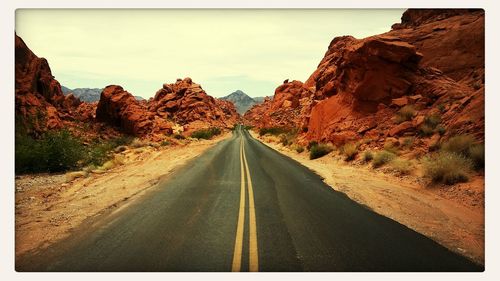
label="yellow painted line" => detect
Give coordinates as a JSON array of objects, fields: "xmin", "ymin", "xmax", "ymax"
[
  {"xmin": 231, "ymin": 137, "xmax": 246, "ymax": 272},
  {"xmin": 243, "ymin": 138, "xmax": 259, "ymax": 272}
]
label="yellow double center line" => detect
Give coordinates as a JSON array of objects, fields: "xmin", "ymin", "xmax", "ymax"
[{"xmin": 231, "ymin": 135, "xmax": 259, "ymax": 272}]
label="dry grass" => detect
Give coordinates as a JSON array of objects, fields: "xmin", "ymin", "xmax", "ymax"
[
  {"xmin": 388, "ymin": 158, "xmax": 413, "ymax": 175},
  {"xmin": 395, "ymin": 105, "xmax": 416, "ymax": 123},
  {"xmin": 362, "ymin": 151, "xmax": 373, "ymax": 162},
  {"xmin": 423, "ymin": 152, "xmax": 472, "ymax": 185},
  {"xmin": 341, "ymin": 143, "xmax": 358, "ymax": 161},
  {"xmin": 372, "ymin": 150, "xmax": 397, "ymax": 168}
]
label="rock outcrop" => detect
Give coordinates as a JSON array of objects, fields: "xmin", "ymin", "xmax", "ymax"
[
  {"xmin": 150, "ymin": 78, "xmax": 239, "ymax": 131},
  {"xmin": 96, "ymin": 85, "xmax": 173, "ymax": 137},
  {"xmin": 245, "ymin": 9, "xmax": 484, "ymax": 148},
  {"xmin": 15, "ymin": 34, "xmax": 84, "ymax": 134},
  {"xmin": 16, "ymin": 34, "xmax": 239, "ymax": 140}
]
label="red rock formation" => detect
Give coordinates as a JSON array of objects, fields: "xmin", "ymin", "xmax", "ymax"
[
  {"xmin": 15, "ymin": 34, "xmax": 82, "ymax": 133},
  {"xmin": 150, "ymin": 78, "xmax": 239, "ymax": 132},
  {"xmin": 245, "ymin": 9, "xmax": 484, "ymax": 148},
  {"xmin": 96, "ymin": 85, "xmax": 173, "ymax": 137}
]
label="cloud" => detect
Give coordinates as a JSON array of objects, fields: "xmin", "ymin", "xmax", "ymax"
[{"xmin": 16, "ymin": 9, "xmax": 405, "ymax": 98}]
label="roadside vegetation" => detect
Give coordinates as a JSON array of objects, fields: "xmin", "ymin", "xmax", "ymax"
[
  {"xmin": 15, "ymin": 128, "xmax": 134, "ymax": 174},
  {"xmin": 309, "ymin": 143, "xmax": 334, "ymax": 160},
  {"xmin": 253, "ymin": 124, "xmax": 484, "ymax": 187},
  {"xmin": 190, "ymin": 127, "xmax": 221, "ymax": 140}
]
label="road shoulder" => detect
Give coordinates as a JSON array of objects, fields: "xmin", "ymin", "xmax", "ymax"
[
  {"xmin": 15, "ymin": 132, "xmax": 232, "ymax": 258},
  {"xmin": 249, "ymin": 131, "xmax": 484, "ymax": 265}
]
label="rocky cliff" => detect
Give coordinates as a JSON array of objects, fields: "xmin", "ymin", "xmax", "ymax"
[
  {"xmin": 16, "ymin": 34, "xmax": 239, "ymax": 140},
  {"xmin": 245, "ymin": 9, "xmax": 484, "ymax": 150}
]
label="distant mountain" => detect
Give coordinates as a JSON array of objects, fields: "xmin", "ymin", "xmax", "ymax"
[
  {"xmin": 253, "ymin": 96, "xmax": 268, "ymax": 103},
  {"xmin": 220, "ymin": 90, "xmax": 266, "ymax": 114},
  {"xmin": 62, "ymin": 86, "xmax": 145, "ymax": 102}
]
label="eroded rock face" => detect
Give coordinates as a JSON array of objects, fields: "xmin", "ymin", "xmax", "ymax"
[
  {"xmin": 15, "ymin": 34, "xmax": 82, "ymax": 134},
  {"xmin": 96, "ymin": 85, "xmax": 173, "ymax": 137},
  {"xmin": 245, "ymin": 9, "xmax": 484, "ymax": 148},
  {"xmin": 150, "ymin": 78, "xmax": 239, "ymax": 131}
]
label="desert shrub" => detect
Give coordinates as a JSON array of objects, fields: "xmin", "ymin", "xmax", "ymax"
[
  {"xmin": 437, "ymin": 104, "xmax": 446, "ymax": 113},
  {"xmin": 395, "ymin": 105, "xmax": 416, "ymax": 123},
  {"xmin": 363, "ymin": 151, "xmax": 374, "ymax": 162},
  {"xmin": 259, "ymin": 127, "xmax": 286, "ymax": 136},
  {"xmin": 389, "ymin": 158, "xmax": 413, "ymax": 175},
  {"xmin": 441, "ymin": 135, "xmax": 475, "ymax": 156},
  {"xmin": 424, "ymin": 114, "xmax": 441, "ymax": 129},
  {"xmin": 191, "ymin": 127, "xmax": 222, "ymax": 139},
  {"xmin": 86, "ymin": 142, "xmax": 114, "ymax": 166},
  {"xmin": 469, "ymin": 144, "xmax": 485, "ymax": 171},
  {"xmin": 16, "ymin": 129, "xmax": 86, "ymax": 174},
  {"xmin": 295, "ymin": 146, "xmax": 305, "ymax": 153},
  {"xmin": 341, "ymin": 143, "xmax": 358, "ymax": 161},
  {"xmin": 109, "ymin": 135, "xmax": 134, "ymax": 147},
  {"xmin": 309, "ymin": 143, "xmax": 333, "ymax": 160},
  {"xmin": 280, "ymin": 128, "xmax": 299, "ymax": 147},
  {"xmin": 372, "ymin": 150, "xmax": 397, "ymax": 168},
  {"xmin": 383, "ymin": 143, "xmax": 399, "ymax": 155},
  {"xmin": 173, "ymin": 133, "xmax": 185, "ymax": 140},
  {"xmin": 161, "ymin": 140, "xmax": 171, "ymax": 146},
  {"xmin": 436, "ymin": 125, "xmax": 446, "ymax": 136},
  {"xmin": 423, "ymin": 152, "xmax": 472, "ymax": 185},
  {"xmin": 244, "ymin": 125, "xmax": 253, "ymax": 130},
  {"xmin": 307, "ymin": 141, "xmax": 318, "ymax": 150},
  {"xmin": 418, "ymin": 124, "xmax": 435, "ymax": 137},
  {"xmin": 401, "ymin": 137, "xmax": 415, "ymax": 148}
]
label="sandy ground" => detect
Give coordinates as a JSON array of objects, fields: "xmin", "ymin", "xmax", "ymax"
[
  {"xmin": 15, "ymin": 132, "xmax": 231, "ymax": 258},
  {"xmin": 251, "ymin": 131, "xmax": 484, "ymax": 265}
]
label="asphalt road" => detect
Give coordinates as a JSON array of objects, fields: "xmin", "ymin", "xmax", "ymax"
[{"xmin": 16, "ymin": 126, "xmax": 483, "ymax": 272}]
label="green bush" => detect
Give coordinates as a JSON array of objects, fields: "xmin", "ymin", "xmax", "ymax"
[
  {"xmin": 259, "ymin": 127, "xmax": 286, "ymax": 136},
  {"xmin": 279, "ymin": 130, "xmax": 298, "ymax": 147},
  {"xmin": 191, "ymin": 127, "xmax": 222, "ymax": 139},
  {"xmin": 363, "ymin": 151, "xmax": 374, "ymax": 162},
  {"xmin": 307, "ymin": 141, "xmax": 318, "ymax": 150},
  {"xmin": 395, "ymin": 105, "xmax": 416, "ymax": 123},
  {"xmin": 309, "ymin": 143, "xmax": 333, "ymax": 160},
  {"xmin": 372, "ymin": 150, "xmax": 397, "ymax": 168},
  {"xmin": 423, "ymin": 152, "xmax": 472, "ymax": 185},
  {"xmin": 418, "ymin": 124, "xmax": 435, "ymax": 137},
  {"xmin": 161, "ymin": 140, "xmax": 171, "ymax": 146},
  {"xmin": 341, "ymin": 143, "xmax": 358, "ymax": 161},
  {"xmin": 16, "ymin": 129, "xmax": 86, "ymax": 174}
]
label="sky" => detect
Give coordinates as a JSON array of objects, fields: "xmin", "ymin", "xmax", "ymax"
[{"xmin": 16, "ymin": 9, "xmax": 405, "ymax": 99}]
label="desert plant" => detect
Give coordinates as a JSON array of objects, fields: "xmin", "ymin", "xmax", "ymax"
[
  {"xmin": 309, "ymin": 143, "xmax": 333, "ymax": 160},
  {"xmin": 423, "ymin": 152, "xmax": 472, "ymax": 185},
  {"xmin": 401, "ymin": 137, "xmax": 415, "ymax": 148},
  {"xmin": 441, "ymin": 135, "xmax": 475, "ymax": 156},
  {"xmin": 191, "ymin": 127, "xmax": 222, "ymax": 139},
  {"xmin": 418, "ymin": 124, "xmax": 435, "ymax": 137},
  {"xmin": 295, "ymin": 146, "xmax": 305, "ymax": 153},
  {"xmin": 389, "ymin": 158, "xmax": 413, "ymax": 175},
  {"xmin": 383, "ymin": 143, "xmax": 399, "ymax": 155},
  {"xmin": 362, "ymin": 151, "xmax": 374, "ymax": 162},
  {"xmin": 372, "ymin": 150, "xmax": 397, "ymax": 168},
  {"xmin": 259, "ymin": 127, "xmax": 285, "ymax": 136},
  {"xmin": 16, "ymin": 129, "xmax": 87, "ymax": 174},
  {"xmin": 436, "ymin": 125, "xmax": 446, "ymax": 136},
  {"xmin": 395, "ymin": 105, "xmax": 416, "ymax": 123},
  {"xmin": 307, "ymin": 141, "xmax": 318, "ymax": 150},
  {"xmin": 173, "ymin": 133, "xmax": 185, "ymax": 140},
  {"xmin": 437, "ymin": 104, "xmax": 446, "ymax": 113},
  {"xmin": 161, "ymin": 140, "xmax": 171, "ymax": 146},
  {"xmin": 341, "ymin": 143, "xmax": 358, "ymax": 161},
  {"xmin": 469, "ymin": 143, "xmax": 485, "ymax": 171},
  {"xmin": 424, "ymin": 114, "xmax": 441, "ymax": 129}
]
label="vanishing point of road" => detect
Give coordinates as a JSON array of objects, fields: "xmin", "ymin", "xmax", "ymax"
[{"xmin": 17, "ymin": 126, "xmax": 483, "ymax": 272}]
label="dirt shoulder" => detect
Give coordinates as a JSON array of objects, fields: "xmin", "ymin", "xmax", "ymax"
[
  {"xmin": 15, "ymin": 132, "xmax": 232, "ymax": 258},
  {"xmin": 250, "ymin": 131, "xmax": 484, "ymax": 265}
]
